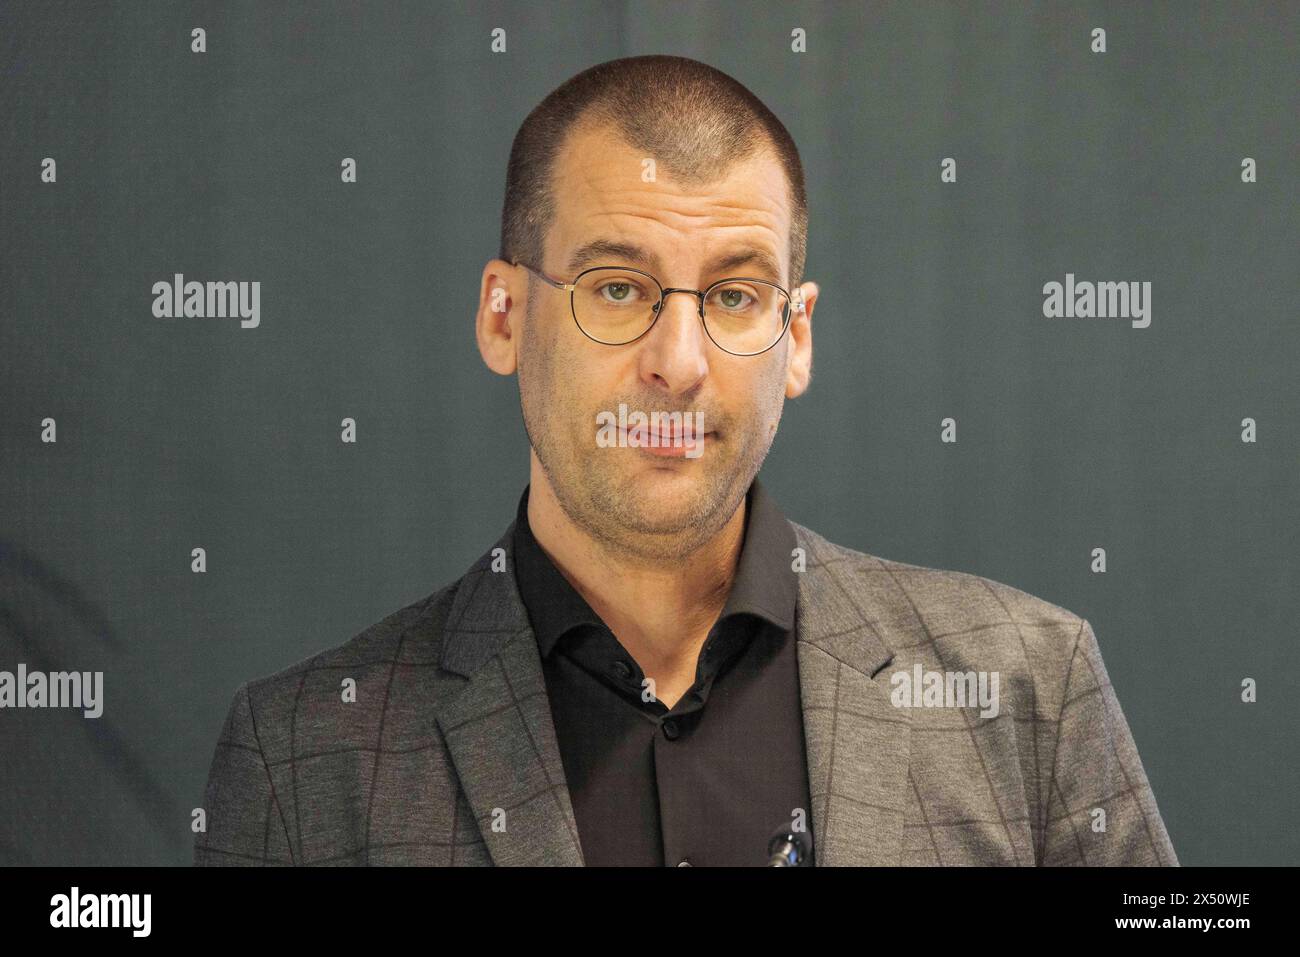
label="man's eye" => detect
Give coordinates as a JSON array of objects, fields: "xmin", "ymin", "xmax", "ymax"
[
  {"xmin": 714, "ymin": 287, "xmax": 754, "ymax": 309},
  {"xmin": 600, "ymin": 282, "xmax": 635, "ymax": 302}
]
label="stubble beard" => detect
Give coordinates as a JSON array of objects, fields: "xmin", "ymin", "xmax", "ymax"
[{"xmin": 518, "ymin": 296, "xmax": 784, "ymax": 564}]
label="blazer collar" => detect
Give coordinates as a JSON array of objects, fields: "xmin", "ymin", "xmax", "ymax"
[{"xmin": 431, "ymin": 498, "xmax": 911, "ymax": 866}]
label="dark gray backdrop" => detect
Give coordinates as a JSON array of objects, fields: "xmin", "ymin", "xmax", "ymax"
[{"xmin": 1, "ymin": 0, "xmax": 1296, "ymax": 866}]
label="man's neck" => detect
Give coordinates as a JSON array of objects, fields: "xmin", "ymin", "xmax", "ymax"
[{"xmin": 524, "ymin": 461, "xmax": 747, "ymax": 686}]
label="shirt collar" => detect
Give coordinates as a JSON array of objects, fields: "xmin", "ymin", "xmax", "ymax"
[{"xmin": 512, "ymin": 477, "xmax": 799, "ymax": 659}]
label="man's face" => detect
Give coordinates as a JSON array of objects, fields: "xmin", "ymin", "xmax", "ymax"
[{"xmin": 516, "ymin": 121, "xmax": 810, "ymax": 559}]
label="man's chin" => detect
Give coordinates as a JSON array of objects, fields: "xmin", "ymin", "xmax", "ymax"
[{"xmin": 600, "ymin": 466, "xmax": 737, "ymax": 531}]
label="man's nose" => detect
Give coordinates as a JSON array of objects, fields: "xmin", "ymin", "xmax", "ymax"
[{"xmin": 638, "ymin": 290, "xmax": 709, "ymax": 394}]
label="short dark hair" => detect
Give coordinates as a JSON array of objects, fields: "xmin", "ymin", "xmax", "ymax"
[{"xmin": 499, "ymin": 55, "xmax": 809, "ymax": 289}]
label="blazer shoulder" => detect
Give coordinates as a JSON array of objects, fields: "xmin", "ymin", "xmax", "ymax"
[
  {"xmin": 789, "ymin": 520, "xmax": 1089, "ymax": 663},
  {"xmin": 237, "ymin": 578, "xmax": 463, "ymax": 716}
]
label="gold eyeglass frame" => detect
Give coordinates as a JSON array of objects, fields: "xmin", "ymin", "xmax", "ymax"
[{"xmin": 511, "ymin": 259, "xmax": 804, "ymax": 357}]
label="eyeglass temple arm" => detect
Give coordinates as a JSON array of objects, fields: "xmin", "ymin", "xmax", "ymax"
[{"xmin": 511, "ymin": 259, "xmax": 574, "ymax": 291}]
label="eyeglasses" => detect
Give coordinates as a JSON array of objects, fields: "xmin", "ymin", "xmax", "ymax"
[{"xmin": 511, "ymin": 259, "xmax": 803, "ymax": 357}]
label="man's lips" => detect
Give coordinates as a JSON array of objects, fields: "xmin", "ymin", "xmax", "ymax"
[
  {"xmin": 614, "ymin": 424, "xmax": 715, "ymax": 458},
  {"xmin": 616, "ymin": 425, "xmax": 715, "ymax": 443}
]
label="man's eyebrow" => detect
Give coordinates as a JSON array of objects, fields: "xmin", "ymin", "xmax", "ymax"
[
  {"xmin": 566, "ymin": 240, "xmax": 784, "ymax": 285},
  {"xmin": 703, "ymin": 248, "xmax": 784, "ymax": 283},
  {"xmin": 566, "ymin": 240, "xmax": 658, "ymax": 275}
]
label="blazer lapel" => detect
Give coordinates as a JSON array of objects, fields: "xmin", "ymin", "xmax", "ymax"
[
  {"xmin": 792, "ymin": 524, "xmax": 913, "ymax": 866},
  {"xmin": 432, "ymin": 525, "xmax": 584, "ymax": 865}
]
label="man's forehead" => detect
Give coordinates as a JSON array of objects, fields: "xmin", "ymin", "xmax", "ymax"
[{"xmin": 546, "ymin": 123, "xmax": 792, "ymax": 280}]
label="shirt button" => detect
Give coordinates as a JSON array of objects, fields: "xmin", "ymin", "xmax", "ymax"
[
  {"xmin": 662, "ymin": 718, "xmax": 680, "ymax": 740},
  {"xmin": 612, "ymin": 659, "xmax": 633, "ymax": 680},
  {"xmin": 676, "ymin": 858, "xmax": 692, "ymax": 867}
]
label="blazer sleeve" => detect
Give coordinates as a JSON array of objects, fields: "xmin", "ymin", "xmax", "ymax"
[
  {"xmin": 1040, "ymin": 619, "xmax": 1179, "ymax": 866},
  {"xmin": 194, "ymin": 682, "xmax": 296, "ymax": 866}
]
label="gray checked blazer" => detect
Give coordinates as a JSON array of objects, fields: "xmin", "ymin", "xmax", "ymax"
[{"xmin": 195, "ymin": 517, "xmax": 1178, "ymax": 866}]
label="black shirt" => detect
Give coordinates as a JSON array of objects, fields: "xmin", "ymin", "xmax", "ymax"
[{"xmin": 511, "ymin": 478, "xmax": 812, "ymax": 866}]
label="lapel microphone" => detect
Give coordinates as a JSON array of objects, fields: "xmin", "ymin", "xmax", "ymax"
[{"xmin": 766, "ymin": 825, "xmax": 813, "ymax": 866}]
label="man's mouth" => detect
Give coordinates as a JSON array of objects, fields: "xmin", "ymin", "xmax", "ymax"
[
  {"xmin": 615, "ymin": 425, "xmax": 714, "ymax": 458},
  {"xmin": 622, "ymin": 425, "xmax": 711, "ymax": 442}
]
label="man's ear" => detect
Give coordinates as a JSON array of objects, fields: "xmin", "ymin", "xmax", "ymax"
[
  {"xmin": 476, "ymin": 259, "xmax": 525, "ymax": 375},
  {"xmin": 784, "ymin": 280, "xmax": 817, "ymax": 398}
]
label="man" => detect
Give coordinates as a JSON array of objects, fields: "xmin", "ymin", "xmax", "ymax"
[{"xmin": 196, "ymin": 55, "xmax": 1177, "ymax": 866}]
